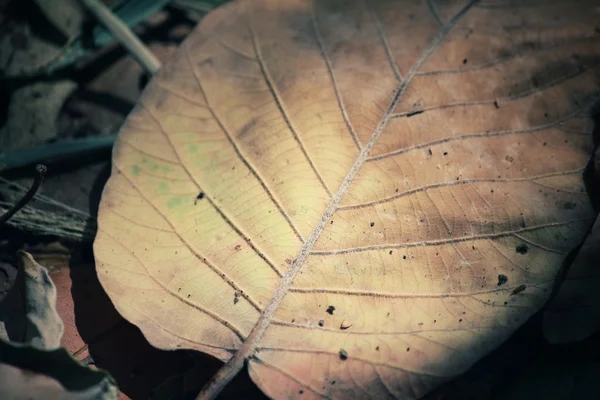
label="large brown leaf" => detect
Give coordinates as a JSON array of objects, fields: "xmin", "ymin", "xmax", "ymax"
[{"xmin": 93, "ymin": 0, "xmax": 600, "ymax": 398}]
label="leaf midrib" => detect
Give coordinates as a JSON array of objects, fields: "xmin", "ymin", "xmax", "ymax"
[{"xmin": 197, "ymin": 1, "xmax": 481, "ymax": 398}]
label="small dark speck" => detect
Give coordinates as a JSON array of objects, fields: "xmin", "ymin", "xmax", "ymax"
[
  {"xmin": 443, "ymin": 151, "xmax": 448, "ymax": 156},
  {"xmin": 389, "ymin": 250, "xmax": 393, "ymax": 255},
  {"xmin": 187, "ymin": 294, "xmax": 191, "ymax": 298},
  {"xmin": 326, "ymin": 305, "xmax": 335, "ymax": 315},
  {"xmin": 463, "ymin": 58, "xmax": 468, "ymax": 64},
  {"xmin": 403, "ymin": 255, "xmax": 407, "ymax": 260},
  {"xmin": 299, "ymin": 390, "xmax": 304, "ymax": 394},
  {"xmin": 512, "ymin": 284, "xmax": 527, "ymax": 295},
  {"xmin": 318, "ymin": 320, "xmax": 324, "ymax": 327},
  {"xmin": 406, "ymin": 347, "xmax": 410, "ymax": 352},
  {"xmin": 339, "ymin": 349, "xmax": 348, "ymax": 360},
  {"xmin": 494, "ymin": 100, "xmax": 499, "ymax": 109},
  {"xmin": 370, "ymin": 222, "xmax": 375, "ymax": 227},
  {"xmin": 330, "ymin": 220, "xmax": 334, "ymax": 224},
  {"xmin": 459, "ymin": 319, "xmax": 463, "ymax": 322},
  {"xmin": 406, "ymin": 110, "xmax": 424, "ymax": 117},
  {"xmin": 194, "ymin": 192, "xmax": 205, "ymax": 204},
  {"xmin": 516, "ymin": 244, "xmax": 529, "ymax": 255},
  {"xmin": 376, "ymin": 346, "xmax": 380, "ymax": 351},
  {"xmin": 428, "ymin": 148, "xmax": 432, "ymax": 156},
  {"xmin": 497, "ymin": 274, "xmax": 508, "ymax": 286}
]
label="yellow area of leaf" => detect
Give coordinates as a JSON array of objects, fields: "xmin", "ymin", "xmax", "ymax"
[{"xmin": 94, "ymin": 0, "xmax": 600, "ymax": 398}]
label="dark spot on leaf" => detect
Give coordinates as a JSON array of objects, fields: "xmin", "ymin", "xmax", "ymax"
[
  {"xmin": 299, "ymin": 390, "xmax": 304, "ymax": 394},
  {"xmin": 194, "ymin": 192, "xmax": 205, "ymax": 204},
  {"xmin": 406, "ymin": 110, "xmax": 424, "ymax": 117},
  {"xmin": 326, "ymin": 305, "xmax": 335, "ymax": 315},
  {"xmin": 234, "ymin": 245, "xmax": 241, "ymax": 251},
  {"xmin": 370, "ymin": 222, "xmax": 375, "ymax": 227},
  {"xmin": 497, "ymin": 274, "xmax": 508, "ymax": 286},
  {"xmin": 318, "ymin": 320, "xmax": 324, "ymax": 327},
  {"xmin": 463, "ymin": 58, "xmax": 468, "ymax": 64},
  {"xmin": 376, "ymin": 346, "xmax": 380, "ymax": 351},
  {"xmin": 403, "ymin": 255, "xmax": 407, "ymax": 260},
  {"xmin": 237, "ymin": 118, "xmax": 257, "ymax": 139},
  {"xmin": 494, "ymin": 100, "xmax": 499, "ymax": 108},
  {"xmin": 443, "ymin": 152, "xmax": 448, "ymax": 156},
  {"xmin": 339, "ymin": 349, "xmax": 348, "ymax": 360},
  {"xmin": 505, "ymin": 156, "xmax": 513, "ymax": 162},
  {"xmin": 516, "ymin": 244, "xmax": 529, "ymax": 255},
  {"xmin": 389, "ymin": 250, "xmax": 393, "ymax": 255},
  {"xmin": 406, "ymin": 347, "xmax": 410, "ymax": 352},
  {"xmin": 512, "ymin": 284, "xmax": 527, "ymax": 295},
  {"xmin": 428, "ymin": 148, "xmax": 432, "ymax": 155}
]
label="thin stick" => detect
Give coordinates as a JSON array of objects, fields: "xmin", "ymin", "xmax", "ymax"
[
  {"xmin": 0, "ymin": 164, "xmax": 47, "ymax": 227},
  {"xmin": 79, "ymin": 0, "xmax": 161, "ymax": 74}
]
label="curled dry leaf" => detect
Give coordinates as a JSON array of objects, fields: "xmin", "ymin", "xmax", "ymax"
[
  {"xmin": 0, "ymin": 251, "xmax": 63, "ymax": 348},
  {"xmin": 0, "ymin": 252, "xmax": 118, "ymax": 399},
  {"xmin": 94, "ymin": 0, "xmax": 600, "ymax": 398}
]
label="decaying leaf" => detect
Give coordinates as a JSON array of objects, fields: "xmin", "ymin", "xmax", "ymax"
[
  {"xmin": 0, "ymin": 251, "xmax": 63, "ymax": 348},
  {"xmin": 543, "ymin": 215, "xmax": 600, "ymax": 343},
  {"xmin": 94, "ymin": 0, "xmax": 600, "ymax": 398},
  {"xmin": 0, "ymin": 251, "xmax": 118, "ymax": 399}
]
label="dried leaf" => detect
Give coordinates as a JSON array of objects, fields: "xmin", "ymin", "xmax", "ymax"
[
  {"xmin": 0, "ymin": 251, "xmax": 63, "ymax": 348},
  {"xmin": 0, "ymin": 252, "xmax": 118, "ymax": 399},
  {"xmin": 94, "ymin": 0, "xmax": 600, "ymax": 398}
]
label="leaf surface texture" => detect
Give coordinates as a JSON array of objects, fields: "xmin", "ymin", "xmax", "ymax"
[{"xmin": 94, "ymin": 0, "xmax": 600, "ymax": 398}]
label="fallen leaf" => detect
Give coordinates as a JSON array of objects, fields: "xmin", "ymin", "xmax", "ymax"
[
  {"xmin": 0, "ymin": 251, "xmax": 118, "ymax": 399},
  {"xmin": 94, "ymin": 0, "xmax": 600, "ymax": 398},
  {"xmin": 0, "ymin": 251, "xmax": 63, "ymax": 348}
]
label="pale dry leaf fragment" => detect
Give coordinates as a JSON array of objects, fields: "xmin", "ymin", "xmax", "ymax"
[
  {"xmin": 93, "ymin": 0, "xmax": 600, "ymax": 398},
  {"xmin": 0, "ymin": 251, "xmax": 63, "ymax": 348},
  {"xmin": 0, "ymin": 252, "xmax": 118, "ymax": 399}
]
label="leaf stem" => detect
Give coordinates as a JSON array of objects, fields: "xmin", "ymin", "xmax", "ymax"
[
  {"xmin": 0, "ymin": 164, "xmax": 47, "ymax": 227},
  {"xmin": 79, "ymin": 0, "xmax": 161, "ymax": 74}
]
